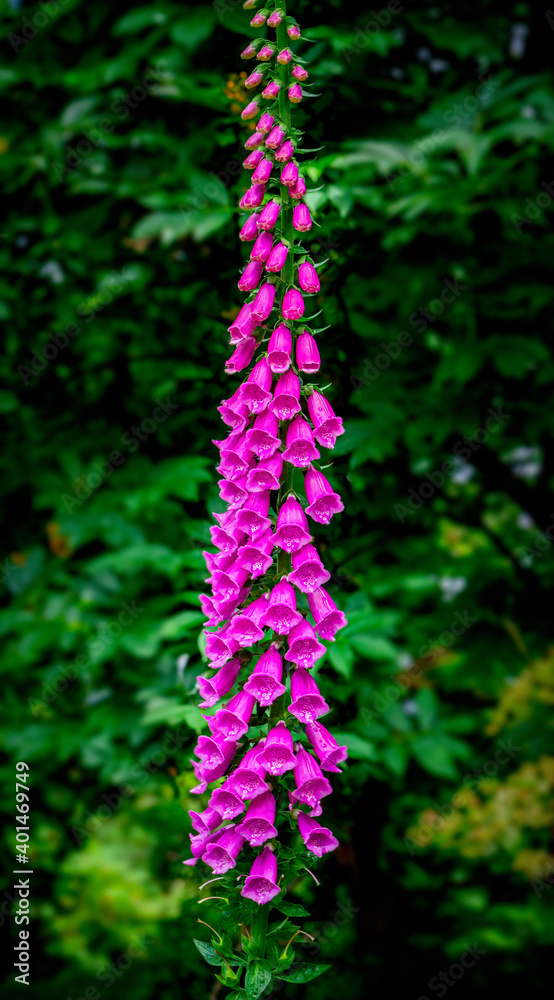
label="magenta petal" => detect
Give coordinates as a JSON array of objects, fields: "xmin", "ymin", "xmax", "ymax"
[
  {"xmin": 297, "ymin": 812, "xmax": 339, "ymax": 857},
  {"xmin": 306, "ymin": 720, "xmax": 348, "ymax": 772},
  {"xmin": 290, "ymin": 746, "xmax": 333, "ymax": 808},
  {"xmin": 304, "ymin": 467, "xmax": 344, "ymax": 524},
  {"xmin": 282, "ymin": 415, "xmax": 320, "ymax": 467},
  {"xmin": 284, "ymin": 619, "xmax": 327, "ymax": 668},
  {"xmin": 273, "ymin": 496, "xmax": 312, "ymax": 553},
  {"xmin": 243, "ymin": 645, "xmax": 286, "ymax": 706},
  {"xmin": 307, "ymin": 587, "xmax": 348, "ymax": 641},
  {"xmin": 258, "ymin": 720, "xmax": 296, "ymax": 775},
  {"xmin": 235, "ymin": 791, "xmax": 278, "ymax": 846},
  {"xmin": 269, "ymin": 370, "xmax": 301, "ymax": 421},
  {"xmin": 203, "ymin": 828, "xmax": 245, "ymax": 873},
  {"xmin": 241, "ymin": 845, "xmax": 281, "ymax": 904},
  {"xmin": 262, "ymin": 580, "xmax": 303, "ymax": 634},
  {"xmin": 209, "ymin": 783, "xmax": 245, "ymax": 821},
  {"xmin": 288, "ymin": 543, "xmax": 331, "ymax": 593},
  {"xmin": 288, "ymin": 667, "xmax": 330, "ymax": 724},
  {"xmin": 267, "ymin": 324, "xmax": 292, "ymax": 373}
]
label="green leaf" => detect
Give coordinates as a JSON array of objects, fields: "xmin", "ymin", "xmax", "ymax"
[
  {"xmin": 244, "ymin": 961, "xmax": 272, "ymax": 999},
  {"xmin": 272, "ymin": 899, "xmax": 310, "ymax": 918},
  {"xmin": 277, "ymin": 964, "xmax": 331, "ymax": 983},
  {"xmin": 193, "ymin": 938, "xmax": 222, "ymax": 967}
]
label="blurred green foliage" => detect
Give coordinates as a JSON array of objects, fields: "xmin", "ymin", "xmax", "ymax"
[{"xmin": 0, "ymin": 0, "xmax": 553, "ymax": 997}]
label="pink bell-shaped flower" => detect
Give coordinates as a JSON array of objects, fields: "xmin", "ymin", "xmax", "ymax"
[
  {"xmin": 241, "ymin": 42, "xmax": 258, "ymax": 59},
  {"xmin": 209, "ymin": 781, "xmax": 245, "ymax": 821},
  {"xmin": 288, "ymin": 543, "xmax": 331, "ymax": 593},
  {"xmin": 250, "ymin": 10, "xmax": 267, "ymax": 27},
  {"xmin": 257, "ymin": 44, "xmax": 274, "ymax": 62},
  {"xmin": 257, "ymin": 199, "xmax": 280, "ymax": 230},
  {"xmin": 251, "ymin": 281, "xmax": 276, "ymax": 322},
  {"xmin": 239, "ymin": 357, "xmax": 273, "ymax": 413},
  {"xmin": 293, "ymin": 202, "xmax": 312, "ymax": 231},
  {"xmin": 245, "ymin": 66, "xmax": 265, "ymax": 88},
  {"xmin": 288, "ymin": 83, "xmax": 303, "ymax": 103},
  {"xmin": 267, "ymin": 9, "xmax": 283, "ymax": 27},
  {"xmin": 236, "ymin": 791, "xmax": 278, "ymax": 846},
  {"xmin": 298, "ymin": 260, "xmax": 320, "ymax": 293},
  {"xmin": 251, "ymin": 230, "xmax": 273, "ymax": 263},
  {"xmin": 238, "ymin": 260, "xmax": 263, "ymax": 292},
  {"xmin": 203, "ymin": 827, "xmax": 245, "ymax": 873},
  {"xmin": 235, "ymin": 529, "xmax": 274, "ymax": 578},
  {"xmin": 282, "ymin": 287, "xmax": 305, "ymax": 320},
  {"xmin": 274, "ymin": 139, "xmax": 295, "ymax": 163},
  {"xmin": 228, "ymin": 302, "xmax": 257, "ymax": 342},
  {"xmin": 266, "ymin": 241, "xmax": 289, "ymax": 273},
  {"xmin": 240, "ymin": 212, "xmax": 262, "ymax": 241},
  {"xmin": 226, "ymin": 742, "xmax": 270, "ymax": 801},
  {"xmin": 243, "ymin": 148, "xmax": 265, "ymax": 170},
  {"xmin": 262, "ymin": 80, "xmax": 281, "ymax": 99},
  {"xmin": 305, "ymin": 467, "xmax": 344, "ymax": 524},
  {"xmin": 295, "ymin": 330, "xmax": 320, "ymax": 372},
  {"xmin": 280, "ymin": 161, "xmax": 299, "ymax": 187},
  {"xmin": 307, "ymin": 390, "xmax": 345, "ymax": 448},
  {"xmin": 259, "ymin": 720, "xmax": 297, "ymax": 775},
  {"xmin": 292, "ymin": 64, "xmax": 309, "ymax": 82},
  {"xmin": 308, "ymin": 586, "xmax": 348, "ymax": 640},
  {"xmin": 273, "ymin": 496, "xmax": 312, "ymax": 552},
  {"xmin": 241, "ymin": 100, "xmax": 260, "ymax": 120},
  {"xmin": 226, "ymin": 594, "xmax": 269, "ymax": 647},
  {"xmin": 257, "ymin": 112, "xmax": 275, "ymax": 134},
  {"xmin": 267, "ymin": 324, "xmax": 292, "ymax": 373},
  {"xmin": 205, "ymin": 689, "xmax": 256, "ymax": 740},
  {"xmin": 241, "ymin": 844, "xmax": 281, "ymax": 904},
  {"xmin": 252, "ymin": 157, "xmax": 273, "ymax": 184},
  {"xmin": 194, "ymin": 732, "xmax": 236, "ymax": 769},
  {"xmin": 290, "ymin": 175, "xmax": 307, "ymax": 200},
  {"xmin": 246, "ymin": 451, "xmax": 283, "ymax": 492},
  {"xmin": 265, "ymin": 125, "xmax": 286, "ymax": 149},
  {"xmin": 290, "ymin": 746, "xmax": 333, "ymax": 809},
  {"xmin": 284, "ymin": 619, "xmax": 327, "ymax": 668},
  {"xmin": 244, "ymin": 409, "xmax": 280, "ymax": 459},
  {"xmin": 306, "ymin": 720, "xmax": 348, "ymax": 772},
  {"xmin": 226, "ymin": 337, "xmax": 257, "ymax": 375},
  {"xmin": 297, "ymin": 812, "xmax": 339, "ymax": 857},
  {"xmin": 189, "ymin": 804, "xmax": 222, "ymax": 836},
  {"xmin": 239, "ymin": 184, "xmax": 266, "ymax": 210},
  {"xmin": 245, "ymin": 130, "xmax": 265, "ymax": 149},
  {"xmin": 269, "ymin": 370, "xmax": 301, "ymax": 421},
  {"xmin": 243, "ymin": 645, "xmax": 286, "ymax": 706},
  {"xmin": 277, "ymin": 47, "xmax": 292, "ymax": 64},
  {"xmin": 262, "ymin": 579, "xmax": 303, "ymax": 634},
  {"xmin": 288, "ymin": 667, "xmax": 331, "ymax": 725},
  {"xmin": 235, "ymin": 490, "xmax": 272, "ymax": 538},
  {"xmin": 198, "ymin": 657, "xmax": 242, "ymax": 708},
  {"xmin": 282, "ymin": 415, "xmax": 320, "ymax": 467},
  {"xmin": 287, "ymin": 23, "xmax": 301, "ymax": 39}
]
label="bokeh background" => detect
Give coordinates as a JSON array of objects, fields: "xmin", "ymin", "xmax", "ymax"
[{"xmin": 1, "ymin": 0, "xmax": 553, "ymax": 997}]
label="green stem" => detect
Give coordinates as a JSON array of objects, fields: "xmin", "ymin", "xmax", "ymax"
[{"xmin": 251, "ymin": 902, "xmax": 269, "ymax": 957}]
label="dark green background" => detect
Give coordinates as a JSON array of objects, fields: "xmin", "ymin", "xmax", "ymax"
[{"xmin": 1, "ymin": 0, "xmax": 553, "ymax": 997}]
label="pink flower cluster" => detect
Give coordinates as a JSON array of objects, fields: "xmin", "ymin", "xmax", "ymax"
[{"xmin": 185, "ymin": 2, "xmax": 347, "ymax": 905}]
